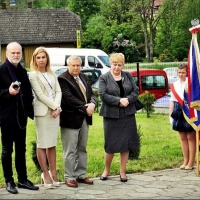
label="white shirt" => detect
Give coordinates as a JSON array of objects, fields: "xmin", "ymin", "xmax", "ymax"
[
  {"xmin": 170, "ymin": 77, "xmax": 188, "ymax": 102},
  {"xmin": 42, "ymin": 72, "xmax": 54, "ymax": 100}
]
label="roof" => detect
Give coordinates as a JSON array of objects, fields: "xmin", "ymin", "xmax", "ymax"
[{"xmin": 0, "ymin": 9, "xmax": 81, "ymax": 45}]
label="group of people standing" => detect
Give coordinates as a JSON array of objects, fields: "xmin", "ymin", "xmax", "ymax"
[
  {"xmin": 0, "ymin": 41, "xmax": 195, "ymax": 195},
  {"xmin": 0, "ymin": 42, "xmax": 140, "ymax": 194}
]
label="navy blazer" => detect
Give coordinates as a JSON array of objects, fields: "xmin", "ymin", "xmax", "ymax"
[
  {"xmin": 99, "ymin": 71, "xmax": 139, "ymax": 118},
  {"xmin": 58, "ymin": 70, "xmax": 96, "ymax": 129}
]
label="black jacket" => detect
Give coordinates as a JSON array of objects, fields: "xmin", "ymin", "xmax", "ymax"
[
  {"xmin": 58, "ymin": 70, "xmax": 96, "ymax": 129},
  {"xmin": 0, "ymin": 60, "xmax": 34, "ymax": 127}
]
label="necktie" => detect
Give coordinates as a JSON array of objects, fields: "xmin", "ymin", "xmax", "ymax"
[{"xmin": 75, "ymin": 77, "xmax": 87, "ymax": 102}]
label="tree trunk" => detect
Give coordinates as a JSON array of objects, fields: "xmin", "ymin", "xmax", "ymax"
[
  {"xmin": 143, "ymin": 21, "xmax": 150, "ymax": 62},
  {"xmin": 149, "ymin": 25, "xmax": 154, "ymax": 62}
]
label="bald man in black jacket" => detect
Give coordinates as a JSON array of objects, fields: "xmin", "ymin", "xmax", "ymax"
[{"xmin": 0, "ymin": 42, "xmax": 39, "ymax": 194}]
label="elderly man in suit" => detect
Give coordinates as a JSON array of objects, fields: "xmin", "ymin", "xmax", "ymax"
[
  {"xmin": 58, "ymin": 55, "xmax": 96, "ymax": 188},
  {"xmin": 0, "ymin": 42, "xmax": 39, "ymax": 194}
]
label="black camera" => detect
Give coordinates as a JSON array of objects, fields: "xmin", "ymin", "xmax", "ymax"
[{"xmin": 13, "ymin": 81, "xmax": 21, "ymax": 90}]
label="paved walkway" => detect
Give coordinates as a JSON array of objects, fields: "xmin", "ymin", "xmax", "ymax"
[{"xmin": 0, "ymin": 167, "xmax": 200, "ymax": 199}]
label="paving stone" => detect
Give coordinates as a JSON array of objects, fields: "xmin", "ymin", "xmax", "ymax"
[{"xmin": 0, "ymin": 168, "xmax": 200, "ymax": 199}]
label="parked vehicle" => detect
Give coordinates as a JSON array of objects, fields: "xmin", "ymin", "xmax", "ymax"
[
  {"xmin": 153, "ymin": 92, "xmax": 170, "ymax": 107},
  {"xmin": 163, "ymin": 67, "xmax": 178, "ymax": 86},
  {"xmin": 128, "ymin": 69, "xmax": 169, "ymax": 100},
  {"xmin": 52, "ymin": 67, "xmax": 101, "ymax": 89},
  {"xmin": 45, "ymin": 47, "xmax": 110, "ymax": 74}
]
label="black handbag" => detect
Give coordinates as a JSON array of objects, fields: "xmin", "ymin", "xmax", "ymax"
[{"xmin": 135, "ymin": 99, "xmax": 144, "ymax": 111}]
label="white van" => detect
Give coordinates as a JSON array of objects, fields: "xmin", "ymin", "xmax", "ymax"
[{"xmin": 45, "ymin": 48, "xmax": 110, "ymax": 74}]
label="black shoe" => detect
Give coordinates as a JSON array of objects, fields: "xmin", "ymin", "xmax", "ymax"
[
  {"xmin": 6, "ymin": 182, "xmax": 18, "ymax": 194},
  {"xmin": 120, "ymin": 176, "xmax": 127, "ymax": 182},
  {"xmin": 17, "ymin": 179, "xmax": 39, "ymax": 190},
  {"xmin": 100, "ymin": 176, "xmax": 107, "ymax": 181}
]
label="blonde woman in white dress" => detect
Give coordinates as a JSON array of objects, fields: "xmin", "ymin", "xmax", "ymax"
[{"xmin": 29, "ymin": 47, "xmax": 62, "ymax": 188}]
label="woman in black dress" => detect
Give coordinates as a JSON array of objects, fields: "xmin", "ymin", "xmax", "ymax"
[{"xmin": 99, "ymin": 53, "xmax": 139, "ymax": 182}]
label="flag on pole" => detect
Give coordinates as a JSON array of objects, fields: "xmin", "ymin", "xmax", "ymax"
[
  {"xmin": 182, "ymin": 23, "xmax": 200, "ymax": 176},
  {"xmin": 182, "ymin": 25, "xmax": 200, "ymax": 131}
]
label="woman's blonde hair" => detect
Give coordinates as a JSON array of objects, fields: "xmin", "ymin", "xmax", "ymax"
[
  {"xmin": 30, "ymin": 46, "xmax": 53, "ymax": 74},
  {"xmin": 109, "ymin": 53, "xmax": 125, "ymax": 65}
]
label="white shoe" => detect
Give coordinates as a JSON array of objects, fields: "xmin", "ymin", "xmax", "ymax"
[
  {"xmin": 41, "ymin": 173, "xmax": 55, "ymax": 189},
  {"xmin": 48, "ymin": 170, "xmax": 62, "ymax": 187}
]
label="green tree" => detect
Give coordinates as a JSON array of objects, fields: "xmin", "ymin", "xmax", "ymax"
[
  {"xmin": 68, "ymin": 0, "xmax": 101, "ymax": 31},
  {"xmin": 82, "ymin": 15, "xmax": 107, "ymax": 49},
  {"xmin": 82, "ymin": 8, "xmax": 144, "ymax": 63},
  {"xmin": 101, "ymin": 22, "xmax": 144, "ymax": 62},
  {"xmin": 0, "ymin": 0, "xmax": 68, "ymax": 9},
  {"xmin": 100, "ymin": 0, "xmax": 134, "ymax": 25},
  {"xmin": 0, "ymin": 0, "xmax": 27, "ymax": 9},
  {"xmin": 155, "ymin": 0, "xmax": 200, "ymax": 61},
  {"xmin": 33, "ymin": 0, "xmax": 68, "ymax": 8},
  {"xmin": 131, "ymin": 0, "xmax": 172, "ymax": 62}
]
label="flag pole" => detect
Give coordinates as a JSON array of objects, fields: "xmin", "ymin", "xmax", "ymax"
[
  {"xmin": 189, "ymin": 19, "xmax": 200, "ymax": 176},
  {"xmin": 196, "ymin": 130, "xmax": 199, "ymax": 176}
]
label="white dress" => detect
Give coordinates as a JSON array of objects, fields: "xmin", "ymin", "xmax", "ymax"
[
  {"xmin": 29, "ymin": 71, "xmax": 61, "ymax": 148},
  {"xmin": 35, "ymin": 108, "xmax": 59, "ymax": 148}
]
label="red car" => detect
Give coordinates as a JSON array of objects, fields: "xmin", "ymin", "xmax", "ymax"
[{"xmin": 128, "ymin": 69, "xmax": 169, "ymax": 100}]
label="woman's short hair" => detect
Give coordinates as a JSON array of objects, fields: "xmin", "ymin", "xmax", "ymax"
[{"xmin": 109, "ymin": 53, "xmax": 125, "ymax": 65}]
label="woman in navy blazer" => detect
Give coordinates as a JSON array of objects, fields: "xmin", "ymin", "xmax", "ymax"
[{"xmin": 99, "ymin": 53, "xmax": 139, "ymax": 182}]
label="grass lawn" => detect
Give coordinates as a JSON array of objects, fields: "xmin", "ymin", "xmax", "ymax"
[{"xmin": 0, "ymin": 112, "xmax": 182, "ymax": 187}]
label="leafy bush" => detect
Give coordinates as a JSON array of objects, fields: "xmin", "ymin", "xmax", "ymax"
[
  {"xmin": 93, "ymin": 88, "xmax": 101, "ymax": 113},
  {"xmin": 128, "ymin": 124, "xmax": 143, "ymax": 160},
  {"xmin": 162, "ymin": 58, "xmax": 171, "ymax": 62},
  {"xmin": 139, "ymin": 91, "xmax": 155, "ymax": 118},
  {"xmin": 158, "ymin": 49, "xmax": 176, "ymax": 62}
]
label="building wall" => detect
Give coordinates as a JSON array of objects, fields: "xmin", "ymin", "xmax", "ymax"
[{"xmin": 1, "ymin": 43, "xmax": 75, "ymax": 69}]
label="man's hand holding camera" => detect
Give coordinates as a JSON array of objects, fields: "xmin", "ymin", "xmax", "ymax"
[{"xmin": 9, "ymin": 81, "xmax": 21, "ymax": 95}]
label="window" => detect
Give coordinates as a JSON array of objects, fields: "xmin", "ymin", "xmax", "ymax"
[
  {"xmin": 98, "ymin": 56, "xmax": 110, "ymax": 67},
  {"xmin": 133, "ymin": 77, "xmax": 139, "ymax": 86},
  {"xmin": 141, "ymin": 75, "xmax": 166, "ymax": 90},
  {"xmin": 88, "ymin": 56, "xmax": 103, "ymax": 68}
]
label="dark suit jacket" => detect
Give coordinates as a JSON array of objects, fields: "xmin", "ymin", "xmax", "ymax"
[
  {"xmin": 99, "ymin": 71, "xmax": 139, "ymax": 118},
  {"xmin": 0, "ymin": 60, "xmax": 34, "ymax": 127},
  {"xmin": 58, "ymin": 70, "xmax": 96, "ymax": 129}
]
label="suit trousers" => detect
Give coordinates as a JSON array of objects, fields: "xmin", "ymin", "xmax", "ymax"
[
  {"xmin": 1, "ymin": 124, "xmax": 27, "ymax": 183},
  {"xmin": 61, "ymin": 118, "xmax": 89, "ymax": 181}
]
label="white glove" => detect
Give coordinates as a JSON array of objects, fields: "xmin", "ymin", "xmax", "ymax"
[{"xmin": 169, "ymin": 116, "xmax": 173, "ymax": 125}]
